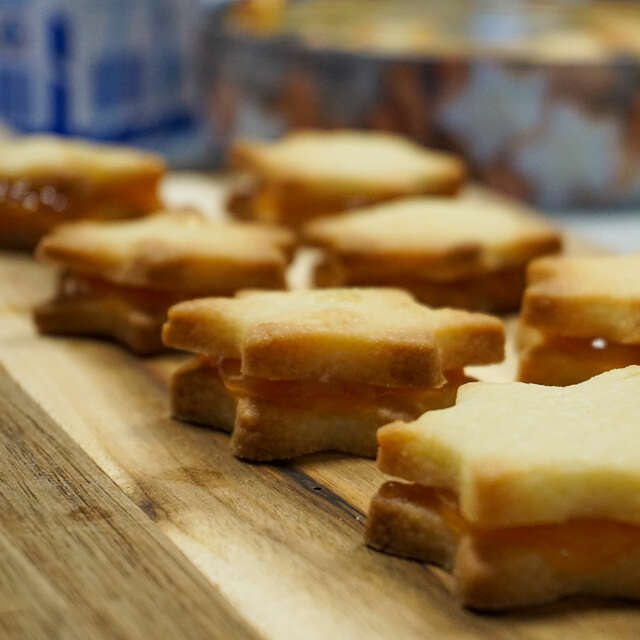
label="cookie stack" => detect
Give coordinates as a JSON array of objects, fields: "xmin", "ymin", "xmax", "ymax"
[
  {"xmin": 227, "ymin": 130, "xmax": 466, "ymax": 226},
  {"xmin": 366, "ymin": 367, "xmax": 640, "ymax": 609},
  {"xmin": 162, "ymin": 288, "xmax": 504, "ymax": 460},
  {"xmin": 305, "ymin": 194, "xmax": 562, "ymax": 312},
  {"xmin": 35, "ymin": 211, "xmax": 294, "ymax": 354},
  {"xmin": 0, "ymin": 136, "xmax": 165, "ymax": 249},
  {"xmin": 519, "ymin": 254, "xmax": 640, "ymax": 385}
]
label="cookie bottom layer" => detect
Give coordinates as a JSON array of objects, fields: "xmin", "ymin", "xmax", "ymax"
[
  {"xmin": 518, "ymin": 330, "xmax": 640, "ymax": 386},
  {"xmin": 230, "ymin": 371, "xmax": 471, "ymax": 460},
  {"xmin": 35, "ymin": 271, "xmax": 198, "ymax": 355},
  {"xmin": 34, "ymin": 296, "xmax": 166, "ymax": 355},
  {"xmin": 171, "ymin": 357, "xmax": 237, "ymax": 432},
  {"xmin": 231, "ymin": 396, "xmax": 406, "ymax": 460},
  {"xmin": 314, "ymin": 260, "xmax": 526, "ymax": 313},
  {"xmin": 227, "ymin": 178, "xmax": 462, "ymax": 229},
  {"xmin": 169, "ymin": 357, "xmax": 470, "ymax": 461},
  {"xmin": 365, "ymin": 481, "xmax": 640, "ymax": 609}
]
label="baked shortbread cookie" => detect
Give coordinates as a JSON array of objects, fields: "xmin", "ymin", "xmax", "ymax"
[
  {"xmin": 305, "ymin": 195, "xmax": 562, "ymax": 312},
  {"xmin": 171, "ymin": 357, "xmax": 238, "ymax": 431},
  {"xmin": 227, "ymin": 130, "xmax": 466, "ymax": 226},
  {"xmin": 34, "ymin": 211, "xmax": 294, "ymax": 354},
  {"xmin": 162, "ymin": 288, "xmax": 504, "ymax": 460},
  {"xmin": 366, "ymin": 366, "xmax": 640, "ymax": 609},
  {"xmin": 0, "ymin": 135, "xmax": 165, "ymax": 249},
  {"xmin": 518, "ymin": 254, "xmax": 640, "ymax": 385}
]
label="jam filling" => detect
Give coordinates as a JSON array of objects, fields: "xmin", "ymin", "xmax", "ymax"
[
  {"xmin": 217, "ymin": 358, "xmax": 471, "ymax": 412},
  {"xmin": 0, "ymin": 176, "xmax": 159, "ymax": 223},
  {"xmin": 57, "ymin": 272, "xmax": 186, "ymax": 312},
  {"xmin": 238, "ymin": 183, "xmax": 387, "ymax": 224},
  {"xmin": 381, "ymin": 481, "xmax": 640, "ymax": 572}
]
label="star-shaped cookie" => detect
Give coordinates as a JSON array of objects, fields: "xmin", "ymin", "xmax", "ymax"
[{"xmin": 367, "ymin": 366, "xmax": 640, "ymax": 609}]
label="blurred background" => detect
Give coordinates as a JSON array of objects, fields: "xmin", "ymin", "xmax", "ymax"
[{"xmin": 3, "ymin": 0, "xmax": 640, "ymax": 246}]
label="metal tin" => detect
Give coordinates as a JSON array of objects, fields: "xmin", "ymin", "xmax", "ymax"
[{"xmin": 200, "ymin": 1, "xmax": 640, "ymax": 208}]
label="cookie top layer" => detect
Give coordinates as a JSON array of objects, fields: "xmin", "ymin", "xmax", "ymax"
[
  {"xmin": 522, "ymin": 254, "xmax": 640, "ymax": 343},
  {"xmin": 378, "ymin": 366, "xmax": 640, "ymax": 527},
  {"xmin": 37, "ymin": 211, "xmax": 295, "ymax": 294},
  {"xmin": 162, "ymin": 288, "xmax": 504, "ymax": 388},
  {"xmin": 231, "ymin": 130, "xmax": 466, "ymax": 197},
  {"xmin": 0, "ymin": 135, "xmax": 165, "ymax": 183},
  {"xmin": 304, "ymin": 196, "xmax": 562, "ymax": 281}
]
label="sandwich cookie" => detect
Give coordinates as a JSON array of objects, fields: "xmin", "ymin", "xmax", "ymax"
[
  {"xmin": 35, "ymin": 211, "xmax": 294, "ymax": 354},
  {"xmin": 227, "ymin": 129, "xmax": 466, "ymax": 227},
  {"xmin": 0, "ymin": 135, "xmax": 165, "ymax": 249},
  {"xmin": 163, "ymin": 288, "xmax": 504, "ymax": 460},
  {"xmin": 367, "ymin": 366, "xmax": 640, "ymax": 609}
]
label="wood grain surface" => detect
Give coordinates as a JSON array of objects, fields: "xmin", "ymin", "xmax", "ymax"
[
  {"xmin": 0, "ymin": 365, "xmax": 258, "ymax": 640},
  {"xmin": 1, "ymin": 176, "xmax": 639, "ymax": 639}
]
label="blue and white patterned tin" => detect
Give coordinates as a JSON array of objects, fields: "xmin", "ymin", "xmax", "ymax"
[{"xmin": 0, "ymin": 0, "xmax": 206, "ymax": 165}]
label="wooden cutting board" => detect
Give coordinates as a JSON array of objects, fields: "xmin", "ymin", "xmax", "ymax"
[{"xmin": 1, "ymin": 175, "xmax": 637, "ymax": 640}]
